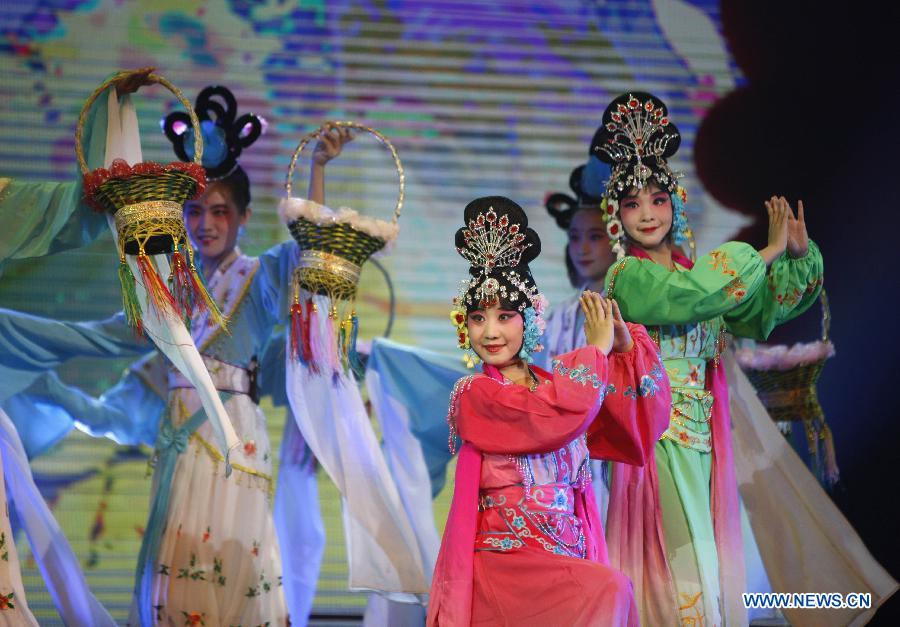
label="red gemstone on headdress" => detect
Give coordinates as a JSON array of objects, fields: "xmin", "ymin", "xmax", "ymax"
[
  {"xmin": 515, "ymin": 234, "xmax": 525, "ymax": 243},
  {"xmin": 653, "ymin": 109, "xmax": 663, "ymax": 118},
  {"xmin": 610, "ymin": 224, "xmax": 619, "ymax": 235},
  {"xmin": 477, "ymin": 215, "xmax": 485, "ymax": 226},
  {"xmin": 606, "ymin": 205, "xmax": 616, "ymax": 215},
  {"xmin": 486, "ymin": 210, "xmax": 497, "ymax": 223},
  {"xmin": 611, "ymin": 113, "xmax": 621, "ymax": 123},
  {"xmin": 458, "ymin": 332, "xmax": 466, "ymax": 342},
  {"xmin": 509, "ymin": 224, "xmax": 519, "ymax": 234},
  {"xmin": 644, "ymin": 101, "xmax": 654, "ymax": 111},
  {"xmin": 618, "ymin": 104, "xmax": 628, "ymax": 114},
  {"xmin": 628, "ymin": 98, "xmax": 639, "ymax": 109},
  {"xmin": 499, "ymin": 215, "xmax": 509, "ymax": 227},
  {"xmin": 606, "ymin": 122, "xmax": 616, "ymax": 132},
  {"xmin": 455, "ymin": 313, "xmax": 465, "ymax": 324},
  {"xmin": 660, "ymin": 117, "xmax": 669, "ymax": 126},
  {"xmin": 635, "ymin": 137, "xmax": 643, "ymax": 145}
]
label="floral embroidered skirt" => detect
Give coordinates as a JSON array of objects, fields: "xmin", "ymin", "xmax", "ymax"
[
  {"xmin": 0, "ymin": 456, "xmax": 39, "ymax": 626},
  {"xmin": 471, "ymin": 485, "xmax": 636, "ymax": 626},
  {"xmin": 129, "ymin": 392, "xmax": 287, "ymax": 626}
]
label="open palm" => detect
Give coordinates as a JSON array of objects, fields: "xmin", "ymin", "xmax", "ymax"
[{"xmin": 787, "ymin": 199, "xmax": 809, "ymax": 258}]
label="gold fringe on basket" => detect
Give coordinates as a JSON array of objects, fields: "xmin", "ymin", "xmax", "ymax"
[{"xmin": 110, "ymin": 200, "xmax": 226, "ymax": 330}]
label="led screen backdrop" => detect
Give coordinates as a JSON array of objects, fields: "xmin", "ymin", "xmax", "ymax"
[{"xmin": 0, "ymin": 0, "xmax": 741, "ymax": 622}]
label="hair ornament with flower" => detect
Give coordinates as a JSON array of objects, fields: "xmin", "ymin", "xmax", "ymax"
[{"xmin": 450, "ymin": 296, "xmax": 480, "ymax": 368}]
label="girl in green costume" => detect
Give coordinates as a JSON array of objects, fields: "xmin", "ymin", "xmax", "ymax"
[{"xmin": 594, "ymin": 92, "xmax": 823, "ymax": 626}]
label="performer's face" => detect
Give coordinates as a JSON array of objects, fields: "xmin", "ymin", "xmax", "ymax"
[
  {"xmin": 619, "ymin": 185, "xmax": 673, "ymax": 251},
  {"xmin": 568, "ymin": 209, "xmax": 615, "ymax": 284},
  {"xmin": 184, "ymin": 183, "xmax": 251, "ymax": 264},
  {"xmin": 467, "ymin": 305, "xmax": 524, "ymax": 367}
]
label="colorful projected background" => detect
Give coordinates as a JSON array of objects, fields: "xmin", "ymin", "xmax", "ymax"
[{"xmin": 0, "ymin": 0, "xmax": 741, "ymax": 622}]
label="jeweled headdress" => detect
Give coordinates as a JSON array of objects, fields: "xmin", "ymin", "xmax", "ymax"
[
  {"xmin": 163, "ymin": 85, "xmax": 265, "ymax": 181},
  {"xmin": 590, "ymin": 92, "xmax": 692, "ymax": 258},
  {"xmin": 450, "ymin": 197, "xmax": 547, "ymax": 366}
]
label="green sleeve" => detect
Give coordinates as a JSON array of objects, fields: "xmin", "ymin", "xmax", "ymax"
[
  {"xmin": 723, "ymin": 240, "xmax": 824, "ymax": 340},
  {"xmin": 0, "ymin": 88, "xmax": 111, "ymax": 267},
  {"xmin": 606, "ymin": 241, "xmax": 767, "ymax": 325}
]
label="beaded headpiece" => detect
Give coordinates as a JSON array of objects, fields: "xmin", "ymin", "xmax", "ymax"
[
  {"xmin": 590, "ymin": 92, "xmax": 691, "ymax": 258},
  {"xmin": 450, "ymin": 197, "xmax": 547, "ymax": 366}
]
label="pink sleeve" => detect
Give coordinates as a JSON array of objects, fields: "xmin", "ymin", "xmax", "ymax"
[
  {"xmin": 587, "ymin": 322, "xmax": 670, "ymax": 465},
  {"xmin": 457, "ymin": 346, "xmax": 609, "ymax": 455}
]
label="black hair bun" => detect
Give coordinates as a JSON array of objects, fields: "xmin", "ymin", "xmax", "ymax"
[{"xmin": 162, "ymin": 85, "xmax": 264, "ymax": 180}]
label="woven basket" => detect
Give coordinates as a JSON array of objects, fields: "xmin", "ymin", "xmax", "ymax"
[
  {"xmin": 280, "ymin": 121, "xmax": 404, "ymax": 369},
  {"xmin": 282, "ymin": 121, "xmax": 403, "ymax": 302},
  {"xmin": 75, "ymin": 71, "xmax": 223, "ymax": 331},
  {"xmin": 740, "ymin": 290, "xmax": 838, "ymax": 484},
  {"xmin": 76, "ymin": 71, "xmax": 205, "ymax": 256}
]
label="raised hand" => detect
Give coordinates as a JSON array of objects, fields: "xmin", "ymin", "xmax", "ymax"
[
  {"xmin": 581, "ymin": 291, "xmax": 614, "ymax": 356},
  {"xmin": 759, "ymin": 195, "xmax": 789, "ymax": 266},
  {"xmin": 312, "ymin": 124, "xmax": 354, "ymax": 167},
  {"xmin": 786, "ymin": 199, "xmax": 809, "ymax": 258},
  {"xmin": 610, "ymin": 299, "xmax": 633, "ymax": 353}
]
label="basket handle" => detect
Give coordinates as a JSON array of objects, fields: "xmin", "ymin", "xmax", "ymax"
[
  {"xmin": 819, "ymin": 288, "xmax": 830, "ymax": 343},
  {"xmin": 284, "ymin": 121, "xmax": 405, "ymax": 225},
  {"xmin": 75, "ymin": 70, "xmax": 203, "ymax": 175}
]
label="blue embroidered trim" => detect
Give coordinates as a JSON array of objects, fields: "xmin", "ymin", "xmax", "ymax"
[
  {"xmin": 639, "ymin": 362, "xmax": 665, "ymax": 397},
  {"xmin": 551, "ymin": 360, "xmax": 604, "ymax": 390}
]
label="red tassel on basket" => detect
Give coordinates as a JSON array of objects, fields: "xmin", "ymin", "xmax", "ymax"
[
  {"xmin": 136, "ymin": 253, "xmax": 178, "ymax": 320},
  {"xmin": 290, "ymin": 300, "xmax": 304, "ymax": 360},
  {"xmin": 188, "ymin": 263, "xmax": 227, "ymax": 331},
  {"xmin": 323, "ymin": 311, "xmax": 340, "ymax": 372},
  {"xmin": 303, "ymin": 300, "xmax": 316, "ymax": 370},
  {"xmin": 169, "ymin": 250, "xmax": 194, "ymax": 320}
]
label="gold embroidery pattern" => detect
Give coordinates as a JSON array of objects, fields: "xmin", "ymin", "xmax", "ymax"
[
  {"xmin": 768, "ymin": 273, "xmax": 823, "ymax": 308},
  {"xmin": 190, "ymin": 432, "xmax": 274, "ymax": 499},
  {"xmin": 723, "ymin": 276, "xmax": 747, "ymax": 302},
  {"xmin": 679, "ymin": 591, "xmax": 705, "ymax": 626},
  {"xmin": 606, "ymin": 257, "xmax": 630, "ymax": 296},
  {"xmin": 708, "ymin": 250, "xmax": 736, "ymax": 277}
]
